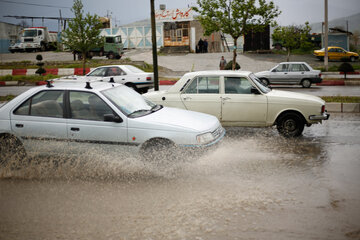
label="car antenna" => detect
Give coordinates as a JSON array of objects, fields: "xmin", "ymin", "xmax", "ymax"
[
  {"xmin": 109, "ymin": 77, "xmax": 115, "ymax": 83},
  {"xmin": 46, "ymin": 80, "xmax": 54, "ymax": 88},
  {"xmin": 85, "ymin": 81, "xmax": 92, "ymax": 89}
]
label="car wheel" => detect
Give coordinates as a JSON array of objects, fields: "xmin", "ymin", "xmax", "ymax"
[
  {"xmin": 301, "ymin": 79, "xmax": 312, "ymax": 88},
  {"xmin": 140, "ymin": 139, "xmax": 177, "ymax": 166},
  {"xmin": 260, "ymin": 78, "xmax": 269, "ymax": 86},
  {"xmin": 320, "ymin": 56, "xmax": 324, "ymax": 61},
  {"xmin": 108, "ymin": 52, "xmax": 115, "ymax": 59},
  {"xmin": 276, "ymin": 112, "xmax": 305, "ymax": 138},
  {"xmin": 350, "ymin": 56, "xmax": 355, "ymax": 62},
  {"xmin": 0, "ymin": 135, "xmax": 27, "ymax": 168}
]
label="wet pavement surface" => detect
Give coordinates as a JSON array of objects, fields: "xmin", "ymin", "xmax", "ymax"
[{"xmin": 0, "ymin": 113, "xmax": 359, "ymax": 240}]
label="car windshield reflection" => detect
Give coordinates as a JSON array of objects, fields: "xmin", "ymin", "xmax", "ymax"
[{"xmin": 102, "ymin": 85, "xmax": 160, "ymax": 118}]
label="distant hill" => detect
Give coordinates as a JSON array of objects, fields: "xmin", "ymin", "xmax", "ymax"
[{"xmin": 310, "ymin": 12, "xmax": 360, "ymax": 33}]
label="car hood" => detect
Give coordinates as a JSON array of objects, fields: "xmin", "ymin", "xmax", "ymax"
[
  {"xmin": 267, "ymin": 90, "xmax": 325, "ymax": 105},
  {"xmin": 128, "ymin": 106, "xmax": 220, "ymax": 133}
]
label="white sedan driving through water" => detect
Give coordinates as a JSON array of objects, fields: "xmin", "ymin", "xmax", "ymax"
[{"xmin": 144, "ymin": 70, "xmax": 329, "ymax": 137}]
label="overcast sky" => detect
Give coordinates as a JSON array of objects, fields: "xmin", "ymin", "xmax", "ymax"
[{"xmin": 0, "ymin": 0, "xmax": 359, "ymax": 31}]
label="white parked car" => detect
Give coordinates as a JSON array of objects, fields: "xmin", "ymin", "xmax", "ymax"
[
  {"xmin": 58, "ymin": 65, "xmax": 154, "ymax": 94},
  {"xmin": 255, "ymin": 62, "xmax": 322, "ymax": 88},
  {"xmin": 144, "ymin": 70, "xmax": 329, "ymax": 137},
  {"xmin": 0, "ymin": 81, "xmax": 225, "ymax": 165}
]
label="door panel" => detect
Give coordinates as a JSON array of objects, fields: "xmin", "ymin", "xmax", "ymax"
[
  {"xmin": 221, "ymin": 77, "xmax": 267, "ymax": 126},
  {"xmin": 180, "ymin": 76, "xmax": 222, "ymax": 119}
]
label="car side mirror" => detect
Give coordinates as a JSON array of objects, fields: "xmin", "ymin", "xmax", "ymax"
[
  {"xmin": 251, "ymin": 87, "xmax": 261, "ymax": 94},
  {"xmin": 104, "ymin": 114, "xmax": 123, "ymax": 123}
]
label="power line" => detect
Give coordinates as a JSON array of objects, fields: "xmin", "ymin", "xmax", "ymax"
[{"xmin": 0, "ymin": 0, "xmax": 71, "ymax": 9}]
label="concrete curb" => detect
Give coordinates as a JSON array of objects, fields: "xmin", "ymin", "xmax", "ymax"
[{"xmin": 326, "ymin": 103, "xmax": 360, "ymax": 113}]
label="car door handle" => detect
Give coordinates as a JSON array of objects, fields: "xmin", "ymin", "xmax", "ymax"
[
  {"xmin": 15, "ymin": 123, "xmax": 24, "ymax": 128},
  {"xmin": 183, "ymin": 97, "xmax": 192, "ymax": 100},
  {"xmin": 284, "ymin": 73, "xmax": 288, "ymax": 74},
  {"xmin": 70, "ymin": 127, "xmax": 80, "ymax": 132},
  {"xmin": 222, "ymin": 97, "xmax": 231, "ymax": 100}
]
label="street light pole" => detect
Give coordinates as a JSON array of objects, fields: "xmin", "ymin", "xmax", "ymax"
[
  {"xmin": 324, "ymin": 0, "xmax": 328, "ymax": 71},
  {"xmin": 150, "ymin": 0, "xmax": 159, "ymax": 91}
]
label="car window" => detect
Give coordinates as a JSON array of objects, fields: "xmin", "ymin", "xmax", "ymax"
[
  {"xmin": 329, "ymin": 48, "xmax": 337, "ymax": 52},
  {"xmin": 106, "ymin": 67, "xmax": 123, "ymax": 76},
  {"xmin": 87, "ymin": 68, "xmax": 107, "ymax": 77},
  {"xmin": 225, "ymin": 77, "xmax": 252, "ymax": 94},
  {"xmin": 301, "ymin": 64, "xmax": 310, "ymax": 71},
  {"xmin": 70, "ymin": 91, "xmax": 113, "ymax": 121},
  {"xmin": 14, "ymin": 90, "xmax": 64, "ymax": 118},
  {"xmin": 289, "ymin": 64, "xmax": 304, "ymax": 72},
  {"xmin": 184, "ymin": 76, "xmax": 220, "ymax": 94},
  {"xmin": 274, "ymin": 64, "xmax": 288, "ymax": 72}
]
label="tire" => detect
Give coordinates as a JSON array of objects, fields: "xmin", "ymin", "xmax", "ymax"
[
  {"xmin": 108, "ymin": 52, "xmax": 115, "ymax": 59},
  {"xmin": 320, "ymin": 56, "xmax": 324, "ymax": 61},
  {"xmin": 40, "ymin": 43, "xmax": 46, "ymax": 52},
  {"xmin": 276, "ymin": 112, "xmax": 305, "ymax": 138},
  {"xmin": 260, "ymin": 78, "xmax": 269, "ymax": 86},
  {"xmin": 301, "ymin": 79, "xmax": 312, "ymax": 88},
  {"xmin": 0, "ymin": 135, "xmax": 27, "ymax": 168},
  {"xmin": 140, "ymin": 139, "xmax": 177, "ymax": 166},
  {"xmin": 350, "ymin": 56, "xmax": 355, "ymax": 62}
]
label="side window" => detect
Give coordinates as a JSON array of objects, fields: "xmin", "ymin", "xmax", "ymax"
[
  {"xmin": 88, "ymin": 68, "xmax": 106, "ymax": 77},
  {"xmin": 184, "ymin": 76, "xmax": 220, "ymax": 94},
  {"xmin": 301, "ymin": 64, "xmax": 310, "ymax": 71},
  {"xmin": 70, "ymin": 91, "xmax": 113, "ymax": 121},
  {"xmin": 290, "ymin": 64, "xmax": 302, "ymax": 72},
  {"xmin": 329, "ymin": 48, "xmax": 336, "ymax": 52},
  {"xmin": 14, "ymin": 90, "xmax": 64, "ymax": 118},
  {"xmin": 225, "ymin": 77, "xmax": 252, "ymax": 94},
  {"xmin": 107, "ymin": 67, "xmax": 124, "ymax": 76},
  {"xmin": 275, "ymin": 64, "xmax": 288, "ymax": 72}
]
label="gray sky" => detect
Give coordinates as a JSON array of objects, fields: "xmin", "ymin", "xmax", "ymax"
[{"xmin": 0, "ymin": 0, "xmax": 359, "ymax": 31}]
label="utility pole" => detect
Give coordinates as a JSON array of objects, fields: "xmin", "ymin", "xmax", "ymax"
[
  {"xmin": 324, "ymin": 0, "xmax": 328, "ymax": 71},
  {"xmin": 150, "ymin": 0, "xmax": 159, "ymax": 91}
]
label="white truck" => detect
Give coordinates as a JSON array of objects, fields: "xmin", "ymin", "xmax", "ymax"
[{"xmin": 9, "ymin": 27, "xmax": 57, "ymax": 53}]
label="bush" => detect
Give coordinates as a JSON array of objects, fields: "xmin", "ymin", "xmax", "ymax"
[
  {"xmin": 225, "ymin": 61, "xmax": 241, "ymax": 70},
  {"xmin": 338, "ymin": 62, "xmax": 354, "ymax": 79}
]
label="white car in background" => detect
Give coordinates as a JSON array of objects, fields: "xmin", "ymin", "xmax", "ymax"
[
  {"xmin": 0, "ymin": 81, "xmax": 224, "ymax": 165},
  {"xmin": 58, "ymin": 65, "xmax": 154, "ymax": 94},
  {"xmin": 144, "ymin": 70, "xmax": 329, "ymax": 137}
]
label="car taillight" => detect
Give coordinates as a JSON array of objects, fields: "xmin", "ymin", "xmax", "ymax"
[
  {"xmin": 146, "ymin": 77, "xmax": 151, "ymax": 81},
  {"xmin": 319, "ymin": 73, "xmax": 322, "ymax": 77},
  {"xmin": 321, "ymin": 105, "xmax": 325, "ymax": 113}
]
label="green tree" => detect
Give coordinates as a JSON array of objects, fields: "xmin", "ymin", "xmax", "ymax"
[
  {"xmin": 193, "ymin": 0, "xmax": 280, "ymax": 70},
  {"xmin": 62, "ymin": 0, "xmax": 103, "ymax": 75},
  {"xmin": 272, "ymin": 22, "xmax": 312, "ymax": 62}
]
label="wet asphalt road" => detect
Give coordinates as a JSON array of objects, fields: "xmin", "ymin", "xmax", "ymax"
[{"xmin": 0, "ymin": 113, "xmax": 359, "ymax": 240}]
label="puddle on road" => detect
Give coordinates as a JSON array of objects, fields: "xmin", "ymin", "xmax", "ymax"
[{"xmin": 1, "ymin": 125, "xmax": 358, "ymax": 240}]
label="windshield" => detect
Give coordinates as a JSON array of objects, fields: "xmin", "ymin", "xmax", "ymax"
[
  {"xmin": 102, "ymin": 85, "xmax": 159, "ymax": 118},
  {"xmin": 249, "ymin": 74, "xmax": 271, "ymax": 93},
  {"xmin": 23, "ymin": 30, "xmax": 37, "ymax": 37}
]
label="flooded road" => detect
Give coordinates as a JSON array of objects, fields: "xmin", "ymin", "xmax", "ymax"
[{"xmin": 1, "ymin": 113, "xmax": 360, "ymax": 240}]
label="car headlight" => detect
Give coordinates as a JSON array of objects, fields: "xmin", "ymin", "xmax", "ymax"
[{"xmin": 196, "ymin": 132, "xmax": 215, "ymax": 144}]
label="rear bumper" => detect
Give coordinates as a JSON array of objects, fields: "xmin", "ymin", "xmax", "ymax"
[
  {"xmin": 309, "ymin": 112, "xmax": 330, "ymax": 121},
  {"xmin": 134, "ymin": 82, "xmax": 154, "ymax": 89},
  {"xmin": 310, "ymin": 77, "xmax": 322, "ymax": 84}
]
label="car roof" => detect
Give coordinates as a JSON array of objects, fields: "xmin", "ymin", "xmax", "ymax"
[
  {"xmin": 93, "ymin": 65, "xmax": 136, "ymax": 69},
  {"xmin": 37, "ymin": 81, "xmax": 122, "ymax": 92}
]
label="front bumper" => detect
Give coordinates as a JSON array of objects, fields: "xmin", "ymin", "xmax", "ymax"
[{"xmin": 309, "ymin": 112, "xmax": 330, "ymax": 121}]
